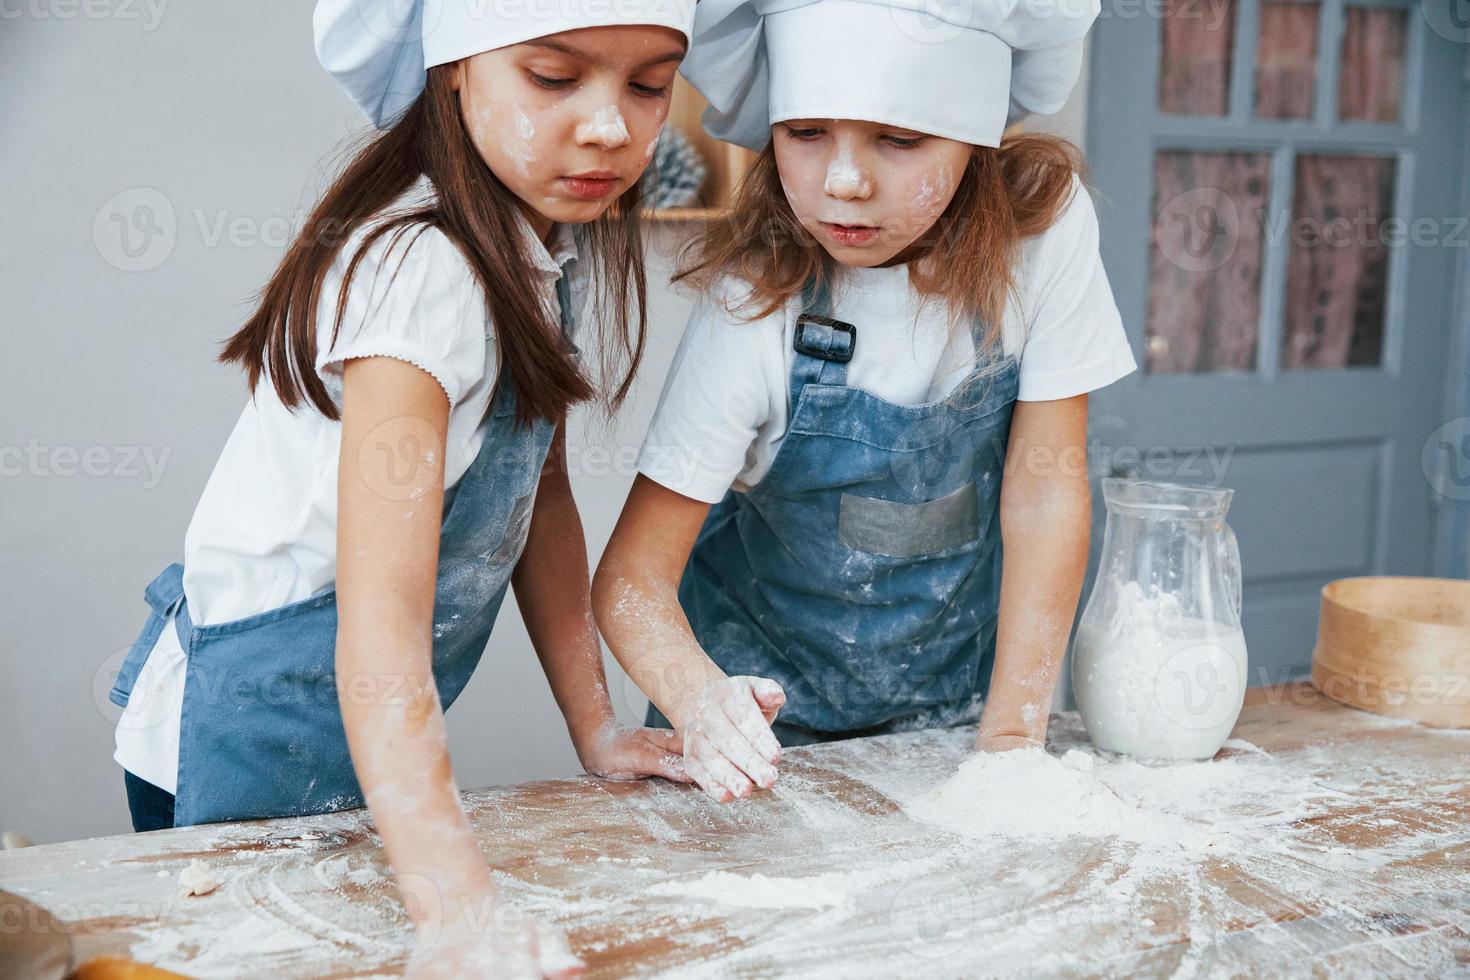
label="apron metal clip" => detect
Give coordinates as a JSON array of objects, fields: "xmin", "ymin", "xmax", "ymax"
[{"xmin": 794, "ymin": 314, "xmax": 857, "ymax": 363}]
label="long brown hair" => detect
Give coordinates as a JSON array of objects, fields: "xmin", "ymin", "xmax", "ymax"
[
  {"xmin": 675, "ymin": 132, "xmax": 1082, "ymax": 356},
  {"xmin": 221, "ymin": 66, "xmax": 648, "ymax": 426}
]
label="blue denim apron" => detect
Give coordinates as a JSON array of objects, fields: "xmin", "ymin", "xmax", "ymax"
[
  {"xmin": 108, "ymin": 277, "xmax": 571, "ymax": 826},
  {"xmin": 655, "ymin": 275, "xmax": 1019, "ymax": 743}
]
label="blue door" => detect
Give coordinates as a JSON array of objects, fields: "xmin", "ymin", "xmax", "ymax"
[{"xmin": 1082, "ymin": 0, "xmax": 1469, "ymax": 687}]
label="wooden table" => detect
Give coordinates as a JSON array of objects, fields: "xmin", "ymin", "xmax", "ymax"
[{"xmin": 3, "ymin": 683, "xmax": 1468, "ymax": 978}]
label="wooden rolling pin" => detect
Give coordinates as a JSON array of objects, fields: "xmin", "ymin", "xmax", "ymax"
[{"xmin": 72, "ymin": 957, "xmax": 196, "ymax": 980}]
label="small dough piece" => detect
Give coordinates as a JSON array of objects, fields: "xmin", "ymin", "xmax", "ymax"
[{"xmin": 178, "ymin": 859, "xmax": 221, "ymax": 897}]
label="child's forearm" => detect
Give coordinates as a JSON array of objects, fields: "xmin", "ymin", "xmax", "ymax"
[
  {"xmin": 334, "ymin": 356, "xmax": 498, "ymax": 925},
  {"xmin": 595, "ymin": 553, "xmax": 783, "ymax": 801},
  {"xmin": 512, "ymin": 425, "xmax": 618, "ymax": 744},
  {"xmin": 337, "ymin": 628, "xmax": 496, "ymax": 909},
  {"xmin": 590, "ymin": 476, "xmax": 727, "ymax": 727},
  {"xmin": 516, "ymin": 449, "xmax": 692, "ymax": 787},
  {"xmin": 594, "ymin": 476, "xmax": 783, "ymax": 802},
  {"xmin": 981, "ymin": 482, "xmax": 1092, "ymax": 745},
  {"xmin": 593, "ymin": 551, "xmax": 724, "ymax": 729}
]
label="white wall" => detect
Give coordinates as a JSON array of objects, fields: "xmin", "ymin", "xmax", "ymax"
[{"xmin": 0, "ymin": 4, "xmax": 1089, "ymax": 844}]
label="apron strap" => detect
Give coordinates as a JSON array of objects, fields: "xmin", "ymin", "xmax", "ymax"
[
  {"xmin": 173, "ymin": 593, "xmax": 195, "ymax": 653},
  {"xmin": 555, "ymin": 265, "xmax": 579, "ymax": 356},
  {"xmin": 789, "ymin": 274, "xmax": 855, "ymax": 410},
  {"xmin": 787, "ymin": 272, "xmax": 1007, "ymax": 413}
]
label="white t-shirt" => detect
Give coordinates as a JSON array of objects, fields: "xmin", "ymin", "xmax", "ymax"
[
  {"xmin": 114, "ymin": 177, "xmax": 583, "ymax": 793},
  {"xmin": 637, "ymin": 176, "xmax": 1138, "ymax": 504}
]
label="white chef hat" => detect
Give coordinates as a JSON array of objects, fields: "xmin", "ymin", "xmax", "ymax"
[
  {"xmin": 315, "ymin": 0, "xmax": 698, "ymax": 129},
  {"xmin": 681, "ymin": 0, "xmax": 1099, "ymax": 151}
]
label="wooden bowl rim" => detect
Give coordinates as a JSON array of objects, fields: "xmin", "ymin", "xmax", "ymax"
[
  {"xmin": 1321, "ymin": 576, "xmax": 1470, "ymax": 636},
  {"xmin": 1311, "ymin": 657, "xmax": 1470, "ymax": 728}
]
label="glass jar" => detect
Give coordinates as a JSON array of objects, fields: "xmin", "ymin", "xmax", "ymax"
[{"xmin": 1071, "ymin": 479, "xmax": 1248, "ymax": 760}]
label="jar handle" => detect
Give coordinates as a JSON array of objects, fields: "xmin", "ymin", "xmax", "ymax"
[{"xmin": 1221, "ymin": 525, "xmax": 1242, "ymax": 619}]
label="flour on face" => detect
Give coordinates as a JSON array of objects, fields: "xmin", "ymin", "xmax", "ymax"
[
  {"xmin": 508, "ymin": 107, "xmax": 537, "ymax": 176},
  {"xmin": 586, "ymin": 106, "xmax": 629, "ymax": 146},
  {"xmin": 824, "ymin": 146, "xmax": 869, "ymax": 198}
]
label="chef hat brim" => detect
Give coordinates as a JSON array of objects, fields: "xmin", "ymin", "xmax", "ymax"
[
  {"xmin": 684, "ymin": 0, "xmax": 1099, "ymax": 150},
  {"xmin": 316, "ymin": 0, "xmax": 697, "ymax": 130}
]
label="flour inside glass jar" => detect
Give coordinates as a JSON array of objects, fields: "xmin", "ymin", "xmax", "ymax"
[{"xmin": 1072, "ymin": 579, "xmax": 1249, "ymax": 760}]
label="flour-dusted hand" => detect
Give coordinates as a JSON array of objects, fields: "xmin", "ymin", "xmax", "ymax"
[
  {"xmin": 575, "ymin": 720, "xmax": 692, "ymax": 784},
  {"xmin": 676, "ymin": 676, "xmax": 785, "ymax": 802},
  {"xmin": 405, "ymin": 898, "xmax": 584, "ymax": 980}
]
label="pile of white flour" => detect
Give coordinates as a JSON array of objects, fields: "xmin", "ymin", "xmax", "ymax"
[{"xmin": 903, "ymin": 746, "xmax": 1234, "ymax": 853}]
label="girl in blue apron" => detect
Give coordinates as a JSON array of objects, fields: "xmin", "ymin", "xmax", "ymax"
[
  {"xmin": 109, "ymin": 2, "xmax": 695, "ymax": 974},
  {"xmin": 594, "ymin": 0, "xmax": 1138, "ymax": 803}
]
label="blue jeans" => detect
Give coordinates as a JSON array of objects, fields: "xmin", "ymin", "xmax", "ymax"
[{"xmin": 124, "ymin": 770, "xmax": 175, "ymax": 832}]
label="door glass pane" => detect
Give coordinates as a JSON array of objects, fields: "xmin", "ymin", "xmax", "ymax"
[
  {"xmin": 1338, "ymin": 7, "xmax": 1406, "ymax": 123},
  {"xmin": 1254, "ymin": 1, "xmax": 1320, "ymax": 119},
  {"xmin": 1282, "ymin": 155, "xmax": 1396, "ymax": 369},
  {"xmin": 1159, "ymin": 0, "xmax": 1237, "ymax": 115},
  {"xmin": 1147, "ymin": 151, "xmax": 1272, "ymax": 374}
]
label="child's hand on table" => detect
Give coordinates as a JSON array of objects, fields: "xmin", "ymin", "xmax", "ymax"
[
  {"xmin": 673, "ymin": 676, "xmax": 785, "ymax": 802},
  {"xmin": 574, "ymin": 718, "xmax": 693, "ymax": 784}
]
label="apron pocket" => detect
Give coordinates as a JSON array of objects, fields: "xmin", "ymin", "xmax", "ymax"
[{"xmin": 838, "ymin": 483, "xmax": 979, "ymax": 559}]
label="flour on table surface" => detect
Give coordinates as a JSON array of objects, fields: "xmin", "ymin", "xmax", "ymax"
[
  {"xmin": 2, "ymin": 702, "xmax": 1459, "ymax": 979},
  {"xmin": 904, "ymin": 746, "xmax": 1246, "ymax": 851},
  {"xmin": 651, "ymin": 870, "xmax": 849, "ymax": 910}
]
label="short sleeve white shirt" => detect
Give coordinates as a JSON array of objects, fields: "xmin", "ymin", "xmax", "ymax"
[
  {"xmin": 638, "ymin": 176, "xmax": 1137, "ymax": 503},
  {"xmin": 114, "ymin": 177, "xmax": 582, "ymax": 792}
]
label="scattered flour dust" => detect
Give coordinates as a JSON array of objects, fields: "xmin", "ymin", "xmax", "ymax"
[
  {"xmin": 131, "ymin": 831, "xmax": 408, "ymax": 974},
  {"xmin": 904, "ymin": 746, "xmax": 1233, "ymax": 852},
  {"xmin": 658, "ymin": 741, "xmax": 1329, "ymax": 922},
  {"xmin": 651, "ymin": 871, "xmax": 848, "ymax": 910},
  {"xmin": 649, "ymin": 852, "xmax": 953, "ymax": 912}
]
